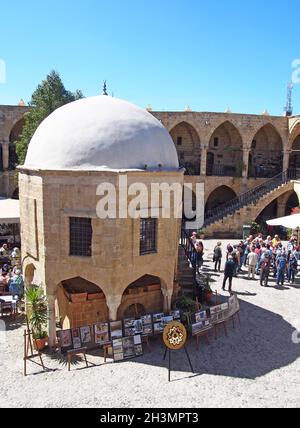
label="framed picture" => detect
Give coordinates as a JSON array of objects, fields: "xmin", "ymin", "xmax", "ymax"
[
  {"xmin": 195, "ymin": 310, "xmax": 207, "ymax": 323},
  {"xmin": 133, "ymin": 319, "xmax": 143, "ymax": 334},
  {"xmin": 80, "ymin": 326, "xmax": 93, "ymax": 346},
  {"xmin": 192, "ymin": 320, "xmax": 211, "ymax": 336},
  {"xmin": 143, "ymin": 324, "xmax": 153, "ymax": 336},
  {"xmin": 110, "ymin": 321, "xmax": 123, "ymax": 340},
  {"xmin": 94, "ymin": 323, "xmax": 110, "ymax": 345},
  {"xmin": 124, "ymin": 318, "xmax": 135, "ymax": 329},
  {"xmin": 170, "ymin": 310, "xmax": 181, "ymax": 321},
  {"xmin": 141, "ymin": 314, "xmax": 152, "ymax": 325},
  {"xmin": 153, "ymin": 313, "xmax": 164, "ymax": 323},
  {"xmin": 71, "ymin": 328, "xmax": 82, "ymax": 349},
  {"xmin": 59, "ymin": 329, "xmax": 73, "ymax": 353},
  {"xmin": 162, "ymin": 316, "xmax": 173, "ymax": 326},
  {"xmin": 112, "ymin": 339, "xmax": 124, "ymax": 362},
  {"xmin": 154, "ymin": 322, "xmax": 164, "ymax": 334},
  {"xmin": 122, "ymin": 337, "xmax": 136, "ymax": 359},
  {"xmin": 124, "ymin": 327, "xmax": 136, "ymax": 337}
]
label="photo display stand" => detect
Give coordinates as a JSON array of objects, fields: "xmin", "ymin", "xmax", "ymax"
[
  {"xmin": 162, "ymin": 321, "xmax": 194, "ymax": 382},
  {"xmin": 23, "ymin": 317, "xmax": 46, "ymax": 377}
]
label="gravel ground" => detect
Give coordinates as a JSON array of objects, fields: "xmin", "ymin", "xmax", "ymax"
[{"xmin": 1, "ymin": 239, "xmax": 300, "ymax": 408}]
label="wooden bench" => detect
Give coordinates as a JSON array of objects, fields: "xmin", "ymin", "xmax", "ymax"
[{"xmin": 67, "ymin": 348, "xmax": 88, "ymax": 371}]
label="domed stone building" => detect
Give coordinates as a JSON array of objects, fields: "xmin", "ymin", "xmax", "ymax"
[{"xmin": 19, "ymin": 95, "xmax": 184, "ymax": 347}]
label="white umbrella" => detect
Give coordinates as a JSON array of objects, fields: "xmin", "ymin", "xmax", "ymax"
[{"xmin": 267, "ymin": 213, "xmax": 300, "ymax": 229}]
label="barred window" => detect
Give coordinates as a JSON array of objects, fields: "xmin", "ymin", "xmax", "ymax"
[
  {"xmin": 140, "ymin": 218, "xmax": 157, "ymax": 255},
  {"xmin": 69, "ymin": 217, "xmax": 92, "ymax": 257}
]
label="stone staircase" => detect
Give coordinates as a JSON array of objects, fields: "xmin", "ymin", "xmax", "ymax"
[
  {"xmin": 203, "ymin": 168, "xmax": 300, "ymax": 237},
  {"xmin": 177, "ymin": 246, "xmax": 195, "ymax": 297}
]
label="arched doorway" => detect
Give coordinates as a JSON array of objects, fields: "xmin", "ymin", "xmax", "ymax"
[
  {"xmin": 256, "ymin": 200, "xmax": 278, "ymax": 236},
  {"xmin": 206, "ymin": 121, "xmax": 243, "ymax": 177},
  {"xmin": 205, "ymin": 186, "xmax": 237, "ymax": 216},
  {"xmin": 57, "ymin": 277, "xmax": 108, "ymax": 329},
  {"xmin": 9, "ymin": 119, "xmax": 24, "ymax": 143},
  {"xmin": 249, "ymin": 124, "xmax": 283, "ymax": 178},
  {"xmin": 117, "ymin": 275, "xmax": 163, "ymax": 319},
  {"xmin": 170, "ymin": 122, "xmax": 201, "ymax": 175},
  {"xmin": 285, "ymin": 192, "xmax": 299, "ymax": 216}
]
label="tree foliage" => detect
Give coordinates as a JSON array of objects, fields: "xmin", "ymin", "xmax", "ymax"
[{"xmin": 16, "ymin": 70, "xmax": 83, "ymax": 165}]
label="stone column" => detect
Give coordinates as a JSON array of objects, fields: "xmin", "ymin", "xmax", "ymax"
[
  {"xmin": 283, "ymin": 150, "xmax": 291, "ymax": 171},
  {"xmin": 200, "ymin": 147, "xmax": 208, "ymax": 176},
  {"xmin": 48, "ymin": 294, "xmax": 57, "ymax": 349},
  {"xmin": 2, "ymin": 141, "xmax": 9, "ymax": 170},
  {"xmin": 242, "ymin": 148, "xmax": 250, "ymax": 179},
  {"xmin": 106, "ymin": 294, "xmax": 123, "ymax": 321},
  {"xmin": 161, "ymin": 287, "xmax": 173, "ymax": 313}
]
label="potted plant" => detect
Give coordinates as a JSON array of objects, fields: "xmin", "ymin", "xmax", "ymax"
[
  {"xmin": 175, "ymin": 295, "xmax": 198, "ymax": 328},
  {"xmin": 26, "ymin": 285, "xmax": 49, "ymax": 351},
  {"xmin": 197, "ymin": 228, "xmax": 206, "ymax": 240}
]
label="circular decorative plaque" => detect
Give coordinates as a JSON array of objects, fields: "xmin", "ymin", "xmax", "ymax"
[{"xmin": 163, "ymin": 321, "xmax": 187, "ymax": 351}]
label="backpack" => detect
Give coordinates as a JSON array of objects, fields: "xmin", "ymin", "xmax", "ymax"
[{"xmin": 278, "ymin": 258, "xmax": 286, "ymax": 271}]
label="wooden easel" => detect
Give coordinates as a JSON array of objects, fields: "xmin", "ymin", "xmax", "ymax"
[
  {"xmin": 23, "ymin": 317, "xmax": 46, "ymax": 376},
  {"xmin": 163, "ymin": 346, "xmax": 194, "ymax": 382}
]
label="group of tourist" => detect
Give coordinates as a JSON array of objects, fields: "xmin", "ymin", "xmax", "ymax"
[
  {"xmin": 190, "ymin": 231, "xmax": 300, "ymax": 293},
  {"xmin": 0, "ymin": 242, "xmax": 24, "ymax": 298}
]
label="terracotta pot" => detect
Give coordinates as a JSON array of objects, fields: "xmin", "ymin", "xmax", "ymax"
[
  {"xmin": 70, "ymin": 293, "xmax": 88, "ymax": 303},
  {"xmin": 205, "ymin": 291, "xmax": 213, "ymax": 303},
  {"xmin": 34, "ymin": 337, "xmax": 48, "ymax": 351}
]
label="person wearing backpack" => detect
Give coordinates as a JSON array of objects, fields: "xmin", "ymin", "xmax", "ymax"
[
  {"xmin": 213, "ymin": 242, "xmax": 222, "ymax": 272},
  {"xmin": 276, "ymin": 254, "xmax": 287, "ymax": 286},
  {"xmin": 288, "ymin": 253, "xmax": 298, "ymax": 285},
  {"xmin": 260, "ymin": 254, "xmax": 271, "ymax": 287}
]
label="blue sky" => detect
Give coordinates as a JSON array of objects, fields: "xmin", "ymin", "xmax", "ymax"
[{"xmin": 1, "ymin": 0, "xmax": 300, "ymax": 115}]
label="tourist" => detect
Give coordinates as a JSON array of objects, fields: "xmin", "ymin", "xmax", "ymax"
[
  {"xmin": 222, "ymin": 255, "xmax": 235, "ymax": 293},
  {"xmin": 8, "ymin": 269, "xmax": 24, "ymax": 298},
  {"xmin": 195, "ymin": 239, "xmax": 204, "ymax": 272},
  {"xmin": 226, "ymin": 243, "xmax": 234, "ymax": 261},
  {"xmin": 10, "ymin": 247, "xmax": 21, "ymax": 268},
  {"xmin": 260, "ymin": 254, "xmax": 271, "ymax": 287},
  {"xmin": 0, "ymin": 270, "xmax": 9, "ymax": 293},
  {"xmin": 276, "ymin": 254, "xmax": 287, "ymax": 287},
  {"xmin": 0, "ymin": 243, "xmax": 9, "ymax": 257},
  {"xmin": 272, "ymin": 235, "xmax": 281, "ymax": 248},
  {"xmin": 213, "ymin": 242, "xmax": 222, "ymax": 272},
  {"xmin": 287, "ymin": 253, "xmax": 298, "ymax": 285},
  {"xmin": 231, "ymin": 246, "xmax": 240, "ymax": 277},
  {"xmin": 247, "ymin": 248, "xmax": 258, "ymax": 280}
]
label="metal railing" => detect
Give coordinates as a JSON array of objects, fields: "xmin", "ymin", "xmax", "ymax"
[{"xmin": 204, "ymin": 168, "xmax": 300, "ymax": 227}]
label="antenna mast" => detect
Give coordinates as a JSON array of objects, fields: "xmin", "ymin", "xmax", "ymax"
[{"xmin": 284, "ymin": 82, "xmax": 294, "ymax": 117}]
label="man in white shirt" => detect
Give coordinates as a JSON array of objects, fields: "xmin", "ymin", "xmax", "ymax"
[{"xmin": 247, "ymin": 248, "xmax": 258, "ymax": 280}]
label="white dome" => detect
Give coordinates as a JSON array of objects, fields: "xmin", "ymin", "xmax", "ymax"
[{"xmin": 24, "ymin": 96, "xmax": 179, "ymax": 171}]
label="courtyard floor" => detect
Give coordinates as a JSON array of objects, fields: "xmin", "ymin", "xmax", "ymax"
[{"xmin": 1, "ymin": 240, "xmax": 300, "ymax": 408}]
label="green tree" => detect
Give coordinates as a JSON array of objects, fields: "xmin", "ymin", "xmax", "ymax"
[{"xmin": 16, "ymin": 70, "xmax": 83, "ymax": 165}]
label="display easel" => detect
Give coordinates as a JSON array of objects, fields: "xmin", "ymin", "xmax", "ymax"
[
  {"xmin": 23, "ymin": 317, "xmax": 46, "ymax": 376},
  {"xmin": 163, "ymin": 345, "xmax": 194, "ymax": 382},
  {"xmin": 162, "ymin": 321, "xmax": 194, "ymax": 382}
]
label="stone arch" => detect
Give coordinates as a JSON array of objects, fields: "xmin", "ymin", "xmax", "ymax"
[
  {"xmin": 169, "ymin": 122, "xmax": 201, "ymax": 175},
  {"xmin": 249, "ymin": 124, "xmax": 283, "ymax": 178},
  {"xmin": 289, "ymin": 128, "xmax": 300, "ymax": 169},
  {"xmin": 9, "ymin": 118, "xmax": 24, "ymax": 143},
  {"xmin": 285, "ymin": 192, "xmax": 300, "ymax": 216},
  {"xmin": 117, "ymin": 274, "xmax": 164, "ymax": 320},
  {"xmin": 205, "ymin": 186, "xmax": 237, "ymax": 215},
  {"xmin": 206, "ymin": 121, "xmax": 243, "ymax": 177},
  {"xmin": 56, "ymin": 276, "xmax": 109, "ymax": 329}
]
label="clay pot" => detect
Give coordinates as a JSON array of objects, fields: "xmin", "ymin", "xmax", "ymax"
[{"xmin": 34, "ymin": 337, "xmax": 48, "ymax": 351}]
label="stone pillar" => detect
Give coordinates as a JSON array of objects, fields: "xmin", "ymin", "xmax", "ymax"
[
  {"xmin": 242, "ymin": 148, "xmax": 250, "ymax": 179},
  {"xmin": 106, "ymin": 294, "xmax": 123, "ymax": 321},
  {"xmin": 277, "ymin": 203, "xmax": 286, "ymax": 218},
  {"xmin": 283, "ymin": 150, "xmax": 291, "ymax": 171},
  {"xmin": 2, "ymin": 142, "xmax": 9, "ymax": 170},
  {"xmin": 200, "ymin": 147, "xmax": 208, "ymax": 176},
  {"xmin": 48, "ymin": 294, "xmax": 57, "ymax": 349},
  {"xmin": 161, "ymin": 287, "xmax": 173, "ymax": 313}
]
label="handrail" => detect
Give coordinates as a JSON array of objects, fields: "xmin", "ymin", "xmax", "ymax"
[{"xmin": 204, "ymin": 168, "xmax": 300, "ymax": 227}]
